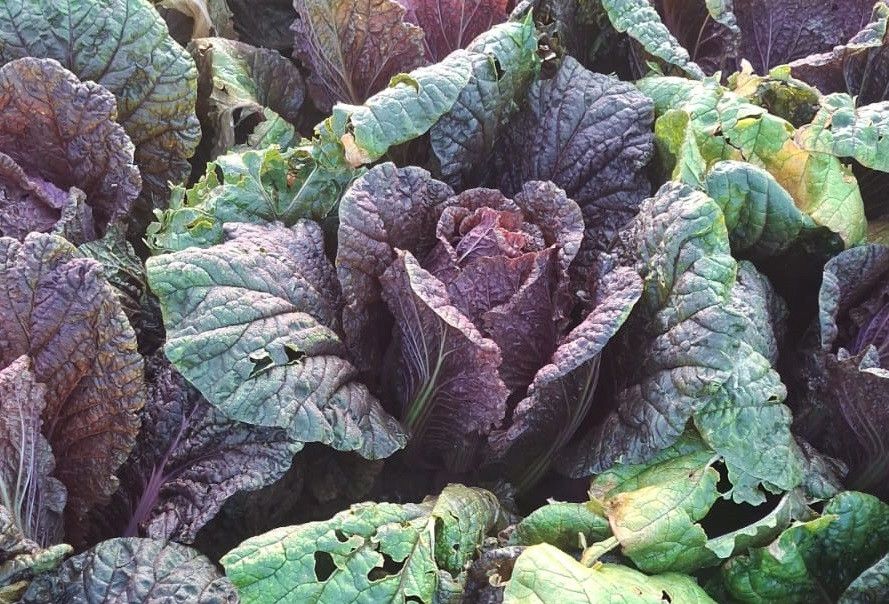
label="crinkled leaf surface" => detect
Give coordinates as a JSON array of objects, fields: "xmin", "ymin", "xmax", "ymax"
[
  {"xmin": 702, "ymin": 160, "xmax": 829, "ymax": 257},
  {"xmin": 840, "ymin": 553, "xmax": 889, "ymax": 603},
  {"xmin": 146, "ymin": 221, "xmax": 406, "ymax": 459},
  {"xmin": 798, "ymin": 94, "xmax": 889, "ymax": 173},
  {"xmin": 78, "ymin": 227, "xmax": 165, "ymax": 355},
  {"xmin": 331, "ymin": 20, "xmax": 536, "ymax": 167},
  {"xmin": 337, "ymin": 163, "xmax": 455, "ymax": 369},
  {"xmin": 148, "ymin": 146, "xmax": 341, "ymax": 253},
  {"xmin": 399, "ymin": 0, "xmax": 509, "ymax": 61},
  {"xmin": 601, "ymin": 0, "xmax": 706, "ymax": 79},
  {"xmin": 190, "ymin": 37, "xmax": 305, "ymax": 158},
  {"xmin": 0, "ymin": 359, "xmax": 65, "ymax": 547},
  {"xmin": 429, "ymin": 14, "xmax": 540, "ymax": 189},
  {"xmin": 221, "ymin": 484, "xmax": 501, "ymax": 604},
  {"xmin": 503, "ymin": 543, "xmax": 715, "ymax": 603},
  {"xmin": 511, "ymin": 503, "xmax": 610, "ymax": 552},
  {"xmin": 488, "ymin": 265, "xmax": 642, "ymax": 491},
  {"xmin": 717, "ymin": 491, "xmax": 889, "ymax": 602},
  {"xmin": 21, "ymin": 537, "xmax": 237, "ymax": 603},
  {"xmin": 561, "ymin": 183, "xmax": 802, "ymax": 505},
  {"xmin": 638, "ymin": 75, "xmax": 866, "ymax": 247},
  {"xmin": 292, "ymin": 0, "xmax": 425, "ymax": 112},
  {"xmin": 0, "ymin": 0, "xmax": 200, "ymax": 220},
  {"xmin": 0, "ymin": 506, "xmax": 71, "ymax": 597},
  {"xmin": 0, "ymin": 57, "xmax": 139, "ymax": 234},
  {"xmin": 801, "ymin": 244, "xmax": 889, "ymax": 497},
  {"xmin": 90, "ymin": 355, "xmax": 300, "ymax": 544},
  {"xmin": 731, "ymin": 0, "xmax": 873, "ymax": 74},
  {"xmin": 491, "ymin": 56, "xmax": 654, "ymax": 248},
  {"xmin": 0, "ymin": 233, "xmax": 144, "ymax": 538},
  {"xmin": 381, "ymin": 250, "xmax": 508, "ymax": 469}
]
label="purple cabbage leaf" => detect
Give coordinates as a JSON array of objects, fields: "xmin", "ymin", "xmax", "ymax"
[
  {"xmin": 87, "ymin": 355, "xmax": 301, "ymax": 544},
  {"xmin": 0, "ymin": 58, "xmax": 140, "ymax": 243}
]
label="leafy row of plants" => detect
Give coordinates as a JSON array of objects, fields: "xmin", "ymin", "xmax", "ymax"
[{"xmin": 1, "ymin": 0, "xmax": 888, "ymax": 602}]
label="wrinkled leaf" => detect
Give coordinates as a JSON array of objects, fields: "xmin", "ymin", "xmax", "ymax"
[
  {"xmin": 399, "ymin": 0, "xmax": 509, "ymax": 61},
  {"xmin": 292, "ymin": 0, "xmax": 425, "ymax": 111},
  {"xmin": 562, "ymin": 183, "xmax": 803, "ymax": 505},
  {"xmin": 21, "ymin": 538, "xmax": 237, "ymax": 603},
  {"xmin": 78, "ymin": 227, "xmax": 165, "ymax": 355},
  {"xmin": 0, "ymin": 233, "xmax": 144, "ymax": 539},
  {"xmin": 798, "ymin": 94, "xmax": 889, "ymax": 173},
  {"xmin": 148, "ymin": 146, "xmax": 341, "ymax": 253},
  {"xmin": 337, "ymin": 163, "xmax": 455, "ymax": 370},
  {"xmin": 601, "ymin": 0, "xmax": 706, "ymax": 79},
  {"xmin": 0, "ymin": 0, "xmax": 200, "ymax": 221},
  {"xmin": 511, "ymin": 503, "xmax": 610, "ymax": 551},
  {"xmin": 190, "ymin": 37, "xmax": 305, "ymax": 158},
  {"xmin": 717, "ymin": 491, "xmax": 889, "ymax": 603},
  {"xmin": 429, "ymin": 13, "xmax": 540, "ymax": 189},
  {"xmin": 222, "ymin": 484, "xmax": 502, "ymax": 604},
  {"xmin": 89, "ymin": 355, "xmax": 300, "ymax": 544},
  {"xmin": 146, "ymin": 221, "xmax": 406, "ymax": 458},
  {"xmin": 491, "ymin": 56, "xmax": 654, "ymax": 248},
  {"xmin": 0, "ymin": 506, "xmax": 71, "ymax": 598},
  {"xmin": 488, "ymin": 265, "xmax": 642, "ymax": 490},
  {"xmin": 788, "ymin": 2, "xmax": 889, "ymax": 105},
  {"xmin": 0, "ymin": 57, "xmax": 139, "ymax": 235},
  {"xmin": 0, "ymin": 359, "xmax": 66, "ymax": 547},
  {"xmin": 702, "ymin": 161, "xmax": 830, "ymax": 257},
  {"xmin": 381, "ymin": 250, "xmax": 508, "ymax": 469},
  {"xmin": 638, "ymin": 75, "xmax": 866, "ymax": 247}
]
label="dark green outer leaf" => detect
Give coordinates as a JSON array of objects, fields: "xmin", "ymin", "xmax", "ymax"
[
  {"xmin": 429, "ymin": 13, "xmax": 540, "ymax": 189},
  {"xmin": 78, "ymin": 227, "xmax": 165, "ymax": 355},
  {"xmin": 147, "ymin": 145, "xmax": 341, "ymax": 254},
  {"xmin": 0, "ymin": 0, "xmax": 200, "ymax": 220},
  {"xmin": 601, "ymin": 0, "xmax": 706, "ymax": 79},
  {"xmin": 840, "ymin": 553, "xmax": 889, "ymax": 603},
  {"xmin": 718, "ymin": 491, "xmax": 889, "ymax": 602},
  {"xmin": 21, "ymin": 538, "xmax": 237, "ymax": 603},
  {"xmin": 146, "ymin": 221, "xmax": 406, "ymax": 459},
  {"xmin": 560, "ymin": 183, "xmax": 801, "ymax": 505}
]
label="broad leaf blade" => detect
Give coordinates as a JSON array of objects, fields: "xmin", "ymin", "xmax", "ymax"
[
  {"xmin": 21, "ymin": 538, "xmax": 237, "ymax": 603},
  {"xmin": 146, "ymin": 221, "xmax": 406, "ymax": 459},
  {"xmin": 0, "ymin": 0, "xmax": 200, "ymax": 222},
  {"xmin": 292, "ymin": 0, "xmax": 426, "ymax": 111},
  {"xmin": 222, "ymin": 484, "xmax": 502, "ymax": 604},
  {"xmin": 0, "ymin": 234, "xmax": 144, "ymax": 540}
]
